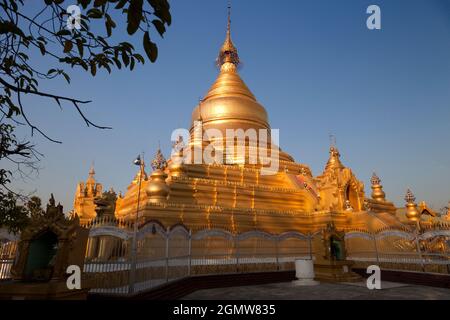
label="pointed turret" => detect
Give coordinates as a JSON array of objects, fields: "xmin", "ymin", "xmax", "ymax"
[
  {"xmin": 405, "ymin": 189, "xmax": 420, "ymax": 222},
  {"xmin": 325, "ymin": 146, "xmax": 345, "ymax": 171},
  {"xmin": 73, "ymin": 165, "xmax": 103, "ymax": 224},
  {"xmin": 203, "ymin": 6, "xmax": 255, "ymax": 103},
  {"xmin": 370, "ymin": 172, "xmax": 386, "ymax": 201},
  {"xmin": 87, "ymin": 163, "xmax": 96, "ymax": 184},
  {"xmin": 151, "ymin": 148, "xmax": 168, "ymax": 171},
  {"xmin": 216, "ymin": 5, "xmax": 240, "ymax": 68},
  {"xmin": 190, "ymin": 5, "xmax": 270, "ymax": 140},
  {"xmin": 146, "ymin": 148, "xmax": 170, "ymax": 203}
]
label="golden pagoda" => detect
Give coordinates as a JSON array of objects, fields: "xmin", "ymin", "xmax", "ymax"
[
  {"xmin": 73, "ymin": 9, "xmax": 440, "ymax": 234},
  {"xmin": 73, "ymin": 165, "xmax": 102, "ymax": 225}
]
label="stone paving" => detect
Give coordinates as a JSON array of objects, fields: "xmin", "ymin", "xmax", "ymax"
[{"xmin": 183, "ymin": 281, "xmax": 450, "ymax": 300}]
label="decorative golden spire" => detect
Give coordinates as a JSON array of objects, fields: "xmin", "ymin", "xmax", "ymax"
[
  {"xmin": 151, "ymin": 148, "xmax": 167, "ymax": 171},
  {"xmin": 217, "ymin": 4, "xmax": 240, "ymax": 68},
  {"xmin": 147, "ymin": 148, "xmax": 170, "ymax": 203},
  {"xmin": 405, "ymin": 189, "xmax": 420, "ymax": 222},
  {"xmin": 370, "ymin": 172, "xmax": 386, "ymax": 201},
  {"xmin": 405, "ymin": 188, "xmax": 416, "ymax": 203},
  {"xmin": 87, "ymin": 163, "xmax": 96, "ymax": 184},
  {"xmin": 325, "ymin": 146, "xmax": 344, "ymax": 171}
]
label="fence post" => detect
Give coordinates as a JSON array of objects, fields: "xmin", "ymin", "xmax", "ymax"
[
  {"xmin": 165, "ymin": 227, "xmax": 170, "ymax": 283},
  {"xmin": 128, "ymin": 224, "xmax": 137, "ymax": 295},
  {"xmin": 414, "ymin": 221, "xmax": 426, "ymax": 272},
  {"xmin": 235, "ymin": 236, "xmax": 239, "ymax": 273},
  {"xmin": 275, "ymin": 236, "xmax": 279, "ymax": 271},
  {"xmin": 188, "ymin": 230, "xmax": 192, "ymax": 276},
  {"xmin": 373, "ymin": 234, "xmax": 380, "ymax": 265},
  {"xmin": 308, "ymin": 234, "xmax": 313, "ymax": 260},
  {"xmin": 415, "ymin": 238, "xmax": 425, "ymax": 272},
  {"xmin": 414, "ymin": 237, "xmax": 425, "ymax": 272}
]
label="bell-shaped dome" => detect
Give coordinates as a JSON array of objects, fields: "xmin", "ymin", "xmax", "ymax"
[
  {"xmin": 146, "ymin": 149, "xmax": 170, "ymax": 203},
  {"xmin": 188, "ymin": 8, "xmax": 295, "ymax": 164},
  {"xmin": 191, "ymin": 8, "xmax": 269, "ymax": 134},
  {"xmin": 191, "ymin": 62, "xmax": 270, "ymax": 133},
  {"xmin": 146, "ymin": 170, "xmax": 170, "ymax": 203}
]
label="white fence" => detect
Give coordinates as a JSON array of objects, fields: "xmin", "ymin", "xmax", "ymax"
[
  {"xmin": 2, "ymin": 223, "xmax": 449, "ymax": 294},
  {"xmin": 83, "ymin": 222, "xmax": 312, "ymax": 295},
  {"xmin": 345, "ymin": 229, "xmax": 450, "ymax": 271}
]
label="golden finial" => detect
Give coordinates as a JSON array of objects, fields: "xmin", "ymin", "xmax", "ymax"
[
  {"xmin": 217, "ymin": 2, "xmax": 240, "ymax": 67},
  {"xmin": 146, "ymin": 148, "xmax": 170, "ymax": 203},
  {"xmin": 151, "ymin": 148, "xmax": 167, "ymax": 171},
  {"xmin": 87, "ymin": 162, "xmax": 96, "ymax": 184},
  {"xmin": 89, "ymin": 162, "xmax": 95, "ymax": 176},
  {"xmin": 370, "ymin": 172, "xmax": 386, "ymax": 201},
  {"xmin": 325, "ymin": 143, "xmax": 344, "ymax": 171},
  {"xmin": 370, "ymin": 172, "xmax": 380, "ymax": 185},
  {"xmin": 405, "ymin": 188, "xmax": 420, "ymax": 222},
  {"xmin": 405, "ymin": 188, "xmax": 416, "ymax": 203},
  {"xmin": 329, "ymin": 133, "xmax": 336, "ymax": 148},
  {"xmin": 227, "ymin": 2, "xmax": 231, "ymax": 37}
]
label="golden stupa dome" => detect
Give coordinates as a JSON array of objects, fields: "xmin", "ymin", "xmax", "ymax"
[
  {"xmin": 191, "ymin": 63, "xmax": 270, "ymax": 133},
  {"xmin": 190, "ymin": 18, "xmax": 269, "ymax": 133}
]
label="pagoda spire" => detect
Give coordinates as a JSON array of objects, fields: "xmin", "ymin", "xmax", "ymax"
[
  {"xmin": 371, "ymin": 172, "xmax": 386, "ymax": 201},
  {"xmin": 217, "ymin": 2, "xmax": 240, "ymax": 67},
  {"xmin": 325, "ymin": 146, "xmax": 344, "ymax": 171},
  {"xmin": 227, "ymin": 3, "xmax": 231, "ymax": 38},
  {"xmin": 87, "ymin": 162, "xmax": 96, "ymax": 184},
  {"xmin": 405, "ymin": 188, "xmax": 420, "ymax": 222},
  {"xmin": 151, "ymin": 148, "xmax": 168, "ymax": 171}
]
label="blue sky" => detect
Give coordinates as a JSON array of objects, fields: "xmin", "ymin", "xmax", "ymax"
[{"xmin": 7, "ymin": 0, "xmax": 450, "ymax": 212}]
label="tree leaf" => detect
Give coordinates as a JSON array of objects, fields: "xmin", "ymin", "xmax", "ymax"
[
  {"xmin": 150, "ymin": 0, "xmax": 172, "ymax": 26},
  {"xmin": 90, "ymin": 60, "xmax": 97, "ymax": 76},
  {"xmin": 143, "ymin": 31, "xmax": 157, "ymax": 62},
  {"xmin": 122, "ymin": 51, "xmax": 130, "ymax": 67},
  {"xmin": 63, "ymin": 40, "xmax": 73, "ymax": 53},
  {"xmin": 105, "ymin": 14, "xmax": 116, "ymax": 37},
  {"xmin": 56, "ymin": 29, "xmax": 72, "ymax": 36},
  {"xmin": 0, "ymin": 21, "xmax": 26, "ymax": 38},
  {"xmin": 62, "ymin": 72, "xmax": 71, "ymax": 84},
  {"xmin": 112, "ymin": 57, "xmax": 122, "ymax": 69},
  {"xmin": 105, "ymin": 19, "xmax": 112, "ymax": 37},
  {"xmin": 115, "ymin": 0, "xmax": 128, "ymax": 9},
  {"xmin": 127, "ymin": 0, "xmax": 143, "ymax": 35},
  {"xmin": 87, "ymin": 8, "xmax": 103, "ymax": 19},
  {"xmin": 76, "ymin": 38, "xmax": 84, "ymax": 57},
  {"xmin": 152, "ymin": 19, "xmax": 165, "ymax": 38},
  {"xmin": 94, "ymin": 0, "xmax": 107, "ymax": 6},
  {"xmin": 79, "ymin": 0, "xmax": 92, "ymax": 9},
  {"xmin": 38, "ymin": 42, "xmax": 46, "ymax": 55},
  {"xmin": 133, "ymin": 53, "xmax": 145, "ymax": 64}
]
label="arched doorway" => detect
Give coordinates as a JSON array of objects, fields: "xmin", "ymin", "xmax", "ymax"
[
  {"xmin": 345, "ymin": 184, "xmax": 359, "ymax": 211},
  {"xmin": 24, "ymin": 231, "xmax": 58, "ymax": 281}
]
